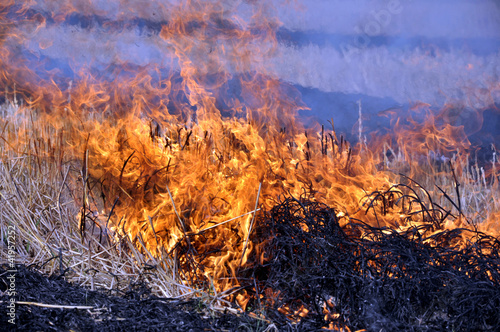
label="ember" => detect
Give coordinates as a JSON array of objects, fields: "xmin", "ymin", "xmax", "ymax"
[{"xmin": 0, "ymin": 0, "xmax": 499, "ymax": 330}]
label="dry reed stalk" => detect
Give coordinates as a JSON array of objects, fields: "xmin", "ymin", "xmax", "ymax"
[
  {"xmin": 239, "ymin": 182, "xmax": 262, "ymax": 268},
  {"xmin": 12, "ymin": 301, "xmax": 94, "ymax": 310}
]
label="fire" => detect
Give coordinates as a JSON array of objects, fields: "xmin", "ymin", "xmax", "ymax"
[{"xmin": 1, "ymin": 0, "xmax": 499, "ymax": 327}]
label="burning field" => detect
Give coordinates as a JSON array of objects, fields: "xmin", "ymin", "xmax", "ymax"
[{"xmin": 1, "ymin": 0, "xmax": 500, "ymax": 331}]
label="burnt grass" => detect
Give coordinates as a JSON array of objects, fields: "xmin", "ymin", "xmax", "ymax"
[
  {"xmin": 0, "ymin": 265, "xmax": 264, "ymax": 332},
  {"xmin": 248, "ymin": 195, "xmax": 500, "ymax": 331},
  {"xmin": 2, "ymin": 193, "xmax": 500, "ymax": 331}
]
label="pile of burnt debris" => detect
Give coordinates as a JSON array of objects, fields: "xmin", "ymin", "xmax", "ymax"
[{"xmin": 250, "ymin": 194, "xmax": 500, "ymax": 331}]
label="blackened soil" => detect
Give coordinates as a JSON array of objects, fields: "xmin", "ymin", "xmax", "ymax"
[{"xmin": 0, "ymin": 265, "xmax": 265, "ymax": 332}]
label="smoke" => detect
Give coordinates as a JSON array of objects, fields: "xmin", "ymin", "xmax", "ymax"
[
  {"xmin": 274, "ymin": 0, "xmax": 500, "ymax": 136},
  {"xmin": 2, "ymin": 0, "xmax": 499, "ymax": 140}
]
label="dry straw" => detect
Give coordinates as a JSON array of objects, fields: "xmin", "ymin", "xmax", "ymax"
[{"xmin": 0, "ymin": 101, "xmax": 190, "ymax": 300}]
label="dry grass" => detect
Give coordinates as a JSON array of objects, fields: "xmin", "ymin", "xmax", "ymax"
[
  {"xmin": 381, "ymin": 143, "xmax": 500, "ymax": 229},
  {"xmin": 0, "ymin": 100, "xmax": 195, "ymax": 301}
]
